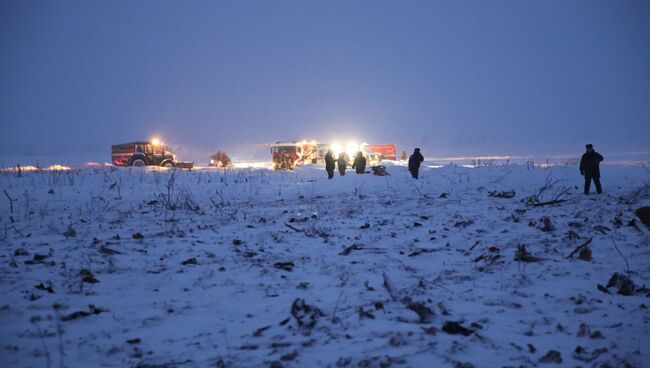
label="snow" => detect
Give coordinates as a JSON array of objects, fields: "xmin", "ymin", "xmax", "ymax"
[{"xmin": 0, "ymin": 163, "xmax": 649, "ymax": 367}]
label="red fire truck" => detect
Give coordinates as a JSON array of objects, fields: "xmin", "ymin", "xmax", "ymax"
[
  {"xmin": 270, "ymin": 141, "xmax": 317, "ymax": 170},
  {"xmin": 362, "ymin": 144, "xmax": 397, "ymax": 163},
  {"xmin": 112, "ymin": 140, "xmax": 176, "ymax": 167},
  {"xmin": 111, "ymin": 139, "xmax": 193, "ymax": 168}
]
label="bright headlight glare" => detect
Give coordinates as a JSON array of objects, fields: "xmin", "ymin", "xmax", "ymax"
[
  {"xmin": 346, "ymin": 142, "xmax": 358, "ymax": 156},
  {"xmin": 331, "ymin": 143, "xmax": 343, "ymax": 157}
]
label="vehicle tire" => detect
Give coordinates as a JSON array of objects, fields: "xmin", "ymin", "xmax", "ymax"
[
  {"xmin": 132, "ymin": 158, "xmax": 146, "ymax": 167},
  {"xmin": 162, "ymin": 162, "xmax": 174, "ymax": 168}
]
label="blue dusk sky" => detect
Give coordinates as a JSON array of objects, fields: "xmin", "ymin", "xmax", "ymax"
[{"xmin": 1, "ymin": 0, "xmax": 649, "ymax": 159}]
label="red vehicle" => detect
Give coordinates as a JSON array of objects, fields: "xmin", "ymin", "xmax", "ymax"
[
  {"xmin": 111, "ymin": 140, "xmax": 177, "ymax": 167},
  {"xmin": 271, "ymin": 141, "xmax": 317, "ymax": 170},
  {"xmin": 362, "ymin": 144, "xmax": 397, "ymax": 162}
]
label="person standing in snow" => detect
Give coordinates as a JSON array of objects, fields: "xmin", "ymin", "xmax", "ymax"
[
  {"xmin": 408, "ymin": 148, "xmax": 424, "ymax": 179},
  {"xmin": 352, "ymin": 151, "xmax": 366, "ymax": 174},
  {"xmin": 337, "ymin": 152, "xmax": 349, "ymax": 176},
  {"xmin": 325, "ymin": 149, "xmax": 335, "ymax": 179},
  {"xmin": 580, "ymin": 144, "xmax": 604, "ymax": 194}
]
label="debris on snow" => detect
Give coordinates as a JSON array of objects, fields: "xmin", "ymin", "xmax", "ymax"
[
  {"xmin": 488, "ymin": 190, "xmax": 516, "ymax": 198},
  {"xmin": 290, "ymin": 298, "xmax": 324, "ymax": 333},
  {"xmin": 274, "ymin": 261, "xmax": 294, "ymax": 272},
  {"xmin": 442, "ymin": 321, "xmax": 474, "ymax": 336},
  {"xmin": 538, "ymin": 349, "xmax": 562, "ymax": 364},
  {"xmin": 60, "ymin": 304, "xmax": 108, "ymax": 321}
]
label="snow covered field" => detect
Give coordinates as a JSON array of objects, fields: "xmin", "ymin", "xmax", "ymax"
[{"xmin": 1, "ymin": 163, "xmax": 649, "ymax": 367}]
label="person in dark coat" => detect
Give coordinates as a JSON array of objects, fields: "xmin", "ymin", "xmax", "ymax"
[
  {"xmin": 324, "ymin": 149, "xmax": 335, "ymax": 179},
  {"xmin": 408, "ymin": 148, "xmax": 424, "ymax": 179},
  {"xmin": 352, "ymin": 151, "xmax": 366, "ymax": 174},
  {"xmin": 579, "ymin": 144, "xmax": 604, "ymax": 194},
  {"xmin": 337, "ymin": 152, "xmax": 349, "ymax": 176}
]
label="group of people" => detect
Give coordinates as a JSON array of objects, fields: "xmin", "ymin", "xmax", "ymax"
[
  {"xmin": 322, "ymin": 143, "xmax": 604, "ymax": 195},
  {"xmin": 324, "ymin": 150, "xmax": 366, "ymax": 179},
  {"xmin": 324, "ymin": 148, "xmax": 425, "ymax": 180}
]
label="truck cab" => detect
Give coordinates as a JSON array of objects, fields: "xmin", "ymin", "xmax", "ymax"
[{"xmin": 111, "ymin": 141, "xmax": 176, "ymax": 167}]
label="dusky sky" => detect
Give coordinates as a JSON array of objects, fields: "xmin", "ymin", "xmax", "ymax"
[{"xmin": 1, "ymin": 0, "xmax": 649, "ymax": 160}]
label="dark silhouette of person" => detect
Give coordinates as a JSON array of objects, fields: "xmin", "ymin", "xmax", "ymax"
[
  {"xmin": 579, "ymin": 144, "xmax": 604, "ymax": 194},
  {"xmin": 337, "ymin": 152, "xmax": 349, "ymax": 176},
  {"xmin": 325, "ymin": 149, "xmax": 335, "ymax": 179},
  {"xmin": 408, "ymin": 148, "xmax": 424, "ymax": 179},
  {"xmin": 352, "ymin": 151, "xmax": 366, "ymax": 174}
]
